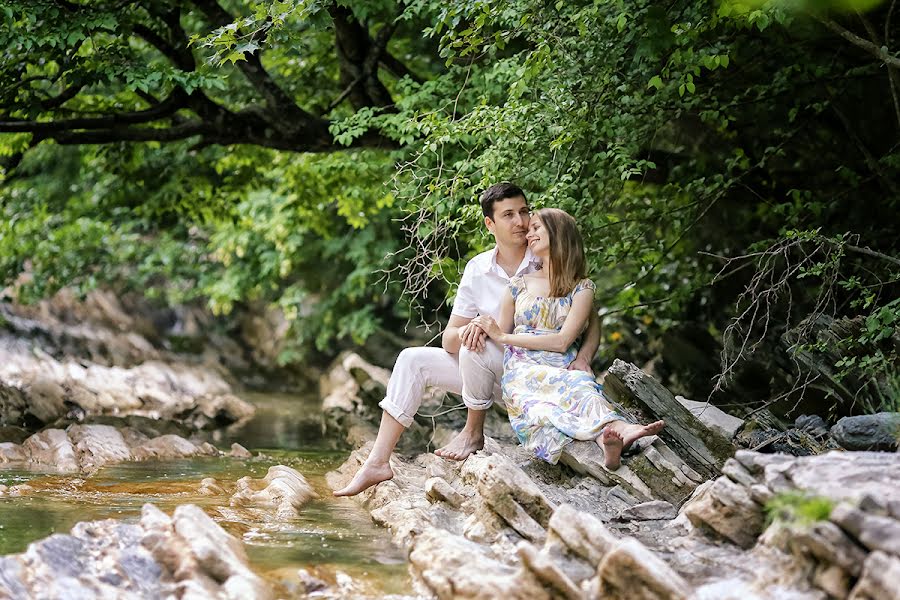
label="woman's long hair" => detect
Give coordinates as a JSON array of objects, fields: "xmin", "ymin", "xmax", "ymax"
[{"xmin": 535, "ymin": 208, "xmax": 586, "ymax": 297}]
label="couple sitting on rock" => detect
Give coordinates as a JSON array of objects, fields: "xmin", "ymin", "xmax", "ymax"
[{"xmin": 334, "ymin": 183, "xmax": 664, "ymax": 497}]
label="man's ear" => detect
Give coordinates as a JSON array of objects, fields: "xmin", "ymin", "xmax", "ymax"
[{"xmin": 484, "ymin": 215, "xmax": 495, "ymax": 234}]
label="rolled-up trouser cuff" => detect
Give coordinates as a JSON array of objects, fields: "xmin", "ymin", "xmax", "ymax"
[{"xmin": 378, "ymin": 397, "xmax": 415, "ymax": 428}]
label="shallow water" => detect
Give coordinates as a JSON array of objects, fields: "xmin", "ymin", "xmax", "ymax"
[{"xmin": 0, "ymin": 391, "xmax": 413, "ymax": 596}]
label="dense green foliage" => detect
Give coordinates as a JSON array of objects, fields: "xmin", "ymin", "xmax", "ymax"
[{"xmin": 1, "ymin": 0, "xmax": 898, "ymax": 414}]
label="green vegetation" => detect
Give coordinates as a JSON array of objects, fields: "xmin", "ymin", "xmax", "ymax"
[
  {"xmin": 0, "ymin": 1, "xmax": 897, "ymax": 412},
  {"xmin": 764, "ymin": 491, "xmax": 835, "ymax": 526}
]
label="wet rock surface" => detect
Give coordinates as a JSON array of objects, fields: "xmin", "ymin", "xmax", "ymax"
[
  {"xmin": 230, "ymin": 465, "xmax": 319, "ymax": 518},
  {"xmin": 0, "ymin": 424, "xmax": 218, "ymax": 474},
  {"xmin": 326, "ymin": 352, "xmax": 900, "ymax": 600},
  {"xmin": 0, "ymin": 503, "xmax": 273, "ymax": 599}
]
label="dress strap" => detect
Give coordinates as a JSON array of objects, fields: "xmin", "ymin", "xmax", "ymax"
[{"xmin": 509, "ymin": 275, "xmax": 525, "ymax": 300}]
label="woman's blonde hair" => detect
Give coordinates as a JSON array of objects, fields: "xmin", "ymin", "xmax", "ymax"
[{"xmin": 534, "ymin": 208, "xmax": 586, "ymax": 297}]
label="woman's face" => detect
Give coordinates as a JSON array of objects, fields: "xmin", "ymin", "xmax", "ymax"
[{"xmin": 526, "ymin": 216, "xmax": 550, "ymax": 256}]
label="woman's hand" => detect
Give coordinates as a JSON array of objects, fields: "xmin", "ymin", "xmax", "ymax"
[{"xmin": 472, "ymin": 315, "xmax": 504, "ymax": 341}]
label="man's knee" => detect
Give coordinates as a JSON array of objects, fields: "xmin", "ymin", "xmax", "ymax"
[
  {"xmin": 459, "ymin": 343, "xmax": 502, "ymax": 374},
  {"xmin": 394, "ymin": 346, "xmax": 434, "ymax": 377}
]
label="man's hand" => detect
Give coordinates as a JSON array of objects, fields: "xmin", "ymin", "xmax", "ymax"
[
  {"xmin": 567, "ymin": 356, "xmax": 594, "ymax": 375},
  {"xmin": 458, "ymin": 322, "xmax": 487, "ymax": 352}
]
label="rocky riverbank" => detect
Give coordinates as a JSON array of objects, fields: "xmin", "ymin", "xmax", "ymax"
[{"xmin": 324, "ymin": 352, "xmax": 900, "ymax": 599}]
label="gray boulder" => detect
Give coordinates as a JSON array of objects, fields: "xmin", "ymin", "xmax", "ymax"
[{"xmin": 832, "ymin": 413, "xmax": 900, "ymax": 451}]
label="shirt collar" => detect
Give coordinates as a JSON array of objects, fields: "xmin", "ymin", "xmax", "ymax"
[{"xmin": 487, "ymin": 246, "xmax": 539, "ymax": 278}]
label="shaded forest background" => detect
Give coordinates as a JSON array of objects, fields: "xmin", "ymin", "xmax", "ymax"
[{"xmin": 1, "ymin": 0, "xmax": 898, "ymax": 420}]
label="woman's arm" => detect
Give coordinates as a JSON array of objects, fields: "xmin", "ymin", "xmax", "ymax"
[
  {"xmin": 569, "ymin": 310, "xmax": 600, "ymax": 373},
  {"xmin": 473, "ymin": 287, "xmax": 594, "ymax": 353},
  {"xmin": 497, "ymin": 287, "xmax": 515, "ymax": 334}
]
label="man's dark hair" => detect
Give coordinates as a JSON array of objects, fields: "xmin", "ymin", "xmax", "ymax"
[{"xmin": 479, "ymin": 182, "xmax": 527, "ymax": 218}]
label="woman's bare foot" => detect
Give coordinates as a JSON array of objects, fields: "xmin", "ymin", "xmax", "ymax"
[
  {"xmin": 332, "ymin": 461, "xmax": 393, "ymax": 497},
  {"xmin": 619, "ymin": 420, "xmax": 665, "ymax": 449},
  {"xmin": 434, "ymin": 430, "xmax": 484, "ymax": 461},
  {"xmin": 599, "ymin": 427, "xmax": 624, "ymax": 469}
]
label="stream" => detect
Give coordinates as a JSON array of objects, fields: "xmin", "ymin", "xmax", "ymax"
[{"xmin": 0, "ymin": 391, "xmax": 412, "ymax": 597}]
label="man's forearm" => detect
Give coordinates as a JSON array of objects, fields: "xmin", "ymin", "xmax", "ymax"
[{"xmin": 442, "ymin": 326, "xmax": 462, "ymax": 354}]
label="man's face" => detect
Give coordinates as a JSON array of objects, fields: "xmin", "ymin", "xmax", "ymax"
[{"xmin": 485, "ymin": 195, "xmax": 530, "ymax": 247}]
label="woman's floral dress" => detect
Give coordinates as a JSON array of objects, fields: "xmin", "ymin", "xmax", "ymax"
[{"xmin": 502, "ymin": 276, "xmax": 626, "ymax": 464}]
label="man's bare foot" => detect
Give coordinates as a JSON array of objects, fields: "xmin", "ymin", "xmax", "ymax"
[
  {"xmin": 599, "ymin": 427, "xmax": 624, "ymax": 470},
  {"xmin": 619, "ymin": 420, "xmax": 665, "ymax": 449},
  {"xmin": 332, "ymin": 461, "xmax": 393, "ymax": 497},
  {"xmin": 434, "ymin": 430, "xmax": 484, "ymax": 461}
]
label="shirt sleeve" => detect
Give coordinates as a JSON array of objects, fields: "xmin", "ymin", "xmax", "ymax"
[{"xmin": 451, "ymin": 260, "xmax": 479, "ymax": 318}]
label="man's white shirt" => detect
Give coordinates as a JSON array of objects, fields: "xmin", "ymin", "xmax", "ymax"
[{"xmin": 451, "ymin": 247, "xmax": 541, "ymax": 320}]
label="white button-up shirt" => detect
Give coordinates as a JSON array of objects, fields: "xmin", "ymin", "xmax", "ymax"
[{"xmin": 451, "ymin": 247, "xmax": 541, "ymax": 320}]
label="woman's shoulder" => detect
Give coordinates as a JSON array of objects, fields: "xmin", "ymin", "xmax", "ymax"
[{"xmin": 573, "ymin": 278, "xmax": 596, "ymax": 294}]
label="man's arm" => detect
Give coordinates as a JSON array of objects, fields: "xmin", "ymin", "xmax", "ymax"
[{"xmin": 569, "ymin": 309, "xmax": 600, "ymax": 374}]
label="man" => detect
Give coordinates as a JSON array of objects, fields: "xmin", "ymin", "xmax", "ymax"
[{"xmin": 333, "ymin": 183, "xmax": 600, "ymax": 497}]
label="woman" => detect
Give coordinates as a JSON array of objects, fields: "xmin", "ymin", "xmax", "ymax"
[{"xmin": 472, "ymin": 208, "xmax": 664, "ymax": 469}]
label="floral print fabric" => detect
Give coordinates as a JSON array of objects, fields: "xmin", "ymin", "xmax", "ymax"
[{"xmin": 502, "ymin": 276, "xmax": 626, "ymax": 464}]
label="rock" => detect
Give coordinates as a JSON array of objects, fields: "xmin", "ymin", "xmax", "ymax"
[
  {"xmin": 0, "ymin": 503, "xmax": 272, "ymax": 599},
  {"xmin": 231, "ymin": 465, "xmax": 318, "ymax": 518},
  {"xmin": 228, "ymin": 443, "xmax": 252, "ymax": 458},
  {"xmin": 22, "ymin": 428, "xmax": 79, "ymax": 472},
  {"xmin": 675, "ymin": 396, "xmax": 745, "ymax": 439},
  {"xmin": 0, "ymin": 319, "xmax": 254, "ymax": 429},
  {"xmin": 425, "ymin": 477, "xmax": 466, "ymax": 509},
  {"xmin": 462, "ymin": 453, "xmax": 556, "ymax": 542},
  {"xmin": 0, "ymin": 425, "xmax": 30, "ymax": 444},
  {"xmin": 832, "ymin": 413, "xmax": 900, "ymax": 451},
  {"xmin": 690, "ymin": 579, "xmax": 768, "ymax": 600},
  {"xmin": 734, "ymin": 450, "xmax": 900, "ymax": 504},
  {"xmin": 67, "ymin": 424, "xmax": 132, "ymax": 473},
  {"xmin": 547, "ymin": 504, "xmax": 618, "ymax": 565},
  {"xmin": 848, "ymin": 551, "xmax": 900, "ymax": 600},
  {"xmin": 794, "ymin": 414, "xmax": 829, "ymax": 438},
  {"xmin": 171, "ymin": 504, "xmax": 266, "ymax": 595},
  {"xmin": 198, "ymin": 478, "xmax": 226, "ymax": 496},
  {"xmin": 830, "ymin": 503, "xmax": 900, "ymax": 556},
  {"xmin": 593, "ymin": 538, "xmax": 691, "ymax": 599},
  {"xmin": 812, "ymin": 564, "xmax": 851, "ymax": 599},
  {"xmin": 296, "ymin": 568, "xmax": 329, "ymax": 595},
  {"xmin": 0, "ymin": 442, "xmax": 26, "ymax": 462},
  {"xmin": 682, "ymin": 476, "xmax": 764, "ymax": 548},
  {"xmin": 24, "ymin": 376, "xmax": 67, "ymax": 423},
  {"xmin": 3, "ymin": 426, "xmax": 218, "ymax": 473},
  {"xmin": 408, "ymin": 528, "xmax": 548, "ymax": 600},
  {"xmin": 517, "ymin": 542, "xmax": 582, "ymax": 600},
  {"xmin": 615, "ymin": 500, "xmax": 677, "ymax": 521},
  {"xmin": 789, "ymin": 521, "xmax": 868, "ymax": 577}
]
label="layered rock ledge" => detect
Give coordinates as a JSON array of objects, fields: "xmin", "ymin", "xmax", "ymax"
[{"xmin": 0, "ymin": 504, "xmax": 273, "ymax": 599}]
